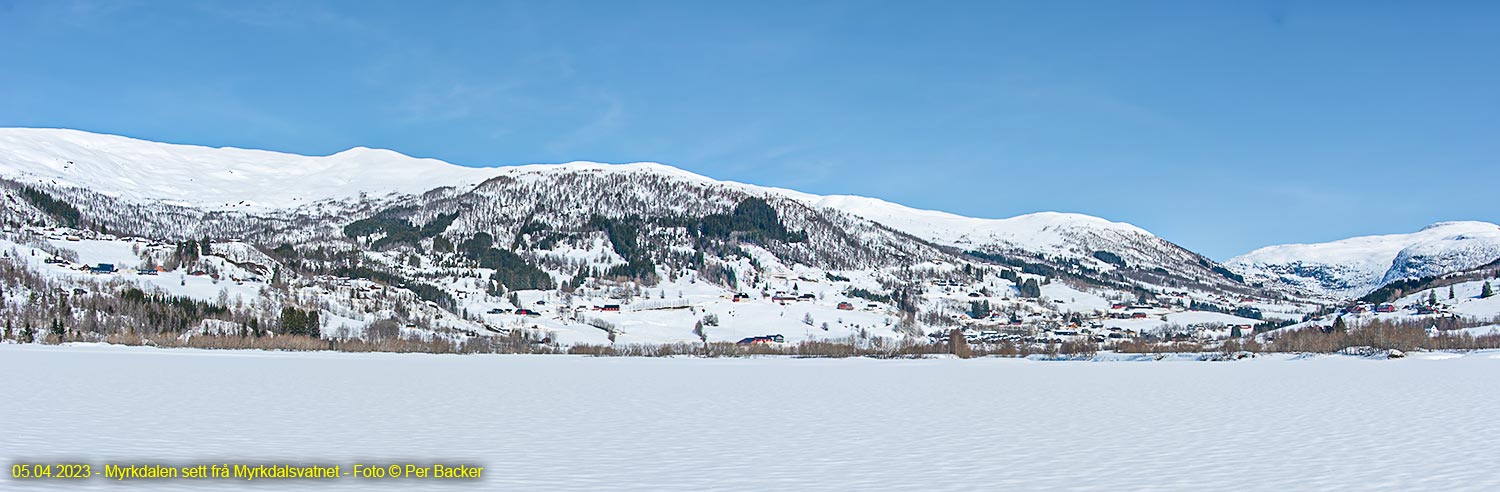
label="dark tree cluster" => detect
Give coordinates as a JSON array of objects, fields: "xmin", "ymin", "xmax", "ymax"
[{"xmin": 459, "ymin": 232, "xmax": 556, "ymax": 292}]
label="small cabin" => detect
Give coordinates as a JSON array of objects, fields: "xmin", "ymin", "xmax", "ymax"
[
  {"xmin": 91, "ymin": 263, "xmax": 116, "ymax": 274},
  {"xmin": 836, "ymin": 302, "xmax": 854, "ymax": 311}
]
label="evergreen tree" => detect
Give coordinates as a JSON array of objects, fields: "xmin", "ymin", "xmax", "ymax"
[
  {"xmin": 1449, "ymin": 285, "xmax": 1456, "ymax": 299},
  {"xmin": 968, "ymin": 300, "xmax": 991, "ymax": 319},
  {"xmin": 279, "ymin": 307, "xmax": 320, "ymax": 337},
  {"xmin": 1483, "ymin": 281, "xmax": 1495, "ymax": 299},
  {"xmin": 1429, "ymin": 291, "xmax": 1438, "ymax": 304},
  {"xmin": 1017, "ymin": 278, "xmax": 1042, "ymax": 298},
  {"xmin": 1230, "ymin": 325, "xmax": 1243, "ymax": 338},
  {"xmin": 1332, "ymin": 315, "xmax": 1347, "ymax": 334}
]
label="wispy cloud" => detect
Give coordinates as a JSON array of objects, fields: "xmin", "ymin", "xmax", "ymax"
[
  {"xmin": 545, "ymin": 91, "xmax": 625, "ymax": 154},
  {"xmin": 393, "ymin": 82, "xmax": 512, "ymax": 124}
]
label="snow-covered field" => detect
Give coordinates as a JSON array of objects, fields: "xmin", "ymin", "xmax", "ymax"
[{"xmin": 3, "ymin": 345, "xmax": 1499, "ymax": 491}]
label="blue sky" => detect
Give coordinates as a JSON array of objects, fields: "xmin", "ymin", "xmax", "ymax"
[{"xmin": 2, "ymin": 1, "xmax": 1496, "ymax": 259}]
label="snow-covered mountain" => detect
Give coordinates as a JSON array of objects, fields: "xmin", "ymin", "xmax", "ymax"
[
  {"xmin": 791, "ymin": 194, "xmax": 1252, "ymax": 296},
  {"xmin": 1227, "ymin": 221, "xmax": 1500, "ymax": 299},
  {"xmin": 0, "ymin": 128, "xmax": 1247, "ymax": 294},
  {"xmin": 0, "ymin": 128, "xmax": 511, "ymax": 210},
  {"xmin": 805, "ymin": 194, "xmax": 1151, "ymax": 256},
  {"xmin": 0, "ymin": 126, "xmax": 1382, "ymax": 349}
]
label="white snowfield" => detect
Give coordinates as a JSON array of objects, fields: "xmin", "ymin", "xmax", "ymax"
[
  {"xmin": 808, "ymin": 194, "xmax": 1151, "ymax": 254},
  {"xmin": 0, "ymin": 128, "xmax": 512, "ymax": 209},
  {"xmin": 1228, "ymin": 221, "xmax": 1500, "ymax": 298},
  {"xmin": 3, "ymin": 344, "xmax": 1499, "ymax": 491}
]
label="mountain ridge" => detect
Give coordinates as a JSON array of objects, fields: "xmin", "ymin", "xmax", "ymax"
[
  {"xmin": 0, "ymin": 127, "xmax": 1200, "ymax": 270},
  {"xmin": 1227, "ymin": 221, "xmax": 1500, "ymax": 298},
  {"xmin": 12, "ymin": 127, "xmax": 1489, "ymax": 304}
]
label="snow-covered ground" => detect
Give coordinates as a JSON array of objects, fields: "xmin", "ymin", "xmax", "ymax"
[
  {"xmin": 3, "ymin": 344, "xmax": 1499, "ymax": 491},
  {"xmin": 1393, "ymin": 278, "xmax": 1500, "ymax": 320},
  {"xmin": 3, "ymin": 237, "xmax": 266, "ymax": 302},
  {"xmin": 1273, "ymin": 278, "xmax": 1500, "ymax": 334}
]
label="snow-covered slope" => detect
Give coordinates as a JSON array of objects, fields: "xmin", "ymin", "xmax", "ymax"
[
  {"xmin": 0, "ymin": 128, "xmax": 509, "ymax": 209},
  {"xmin": 0, "ymin": 128, "xmax": 773, "ymax": 211},
  {"xmin": 803, "ymin": 194, "xmax": 1177, "ymax": 267},
  {"xmin": 797, "ymin": 194, "xmax": 1248, "ymax": 294},
  {"xmin": 807, "ymin": 195, "xmax": 1150, "ymax": 255},
  {"xmin": 1227, "ymin": 221, "xmax": 1500, "ymax": 298}
]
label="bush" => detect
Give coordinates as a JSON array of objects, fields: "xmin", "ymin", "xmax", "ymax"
[{"xmin": 1268, "ymin": 318, "xmax": 1500, "ymax": 353}]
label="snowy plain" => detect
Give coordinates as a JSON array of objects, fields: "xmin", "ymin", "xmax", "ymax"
[{"xmin": 3, "ymin": 344, "xmax": 1499, "ymax": 491}]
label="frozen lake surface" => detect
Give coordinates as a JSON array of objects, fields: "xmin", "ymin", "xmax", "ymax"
[{"xmin": 3, "ymin": 344, "xmax": 1499, "ymax": 491}]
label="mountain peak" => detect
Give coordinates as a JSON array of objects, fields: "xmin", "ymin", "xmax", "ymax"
[
  {"xmin": 329, "ymin": 145, "xmax": 395, "ymax": 157},
  {"xmin": 1420, "ymin": 220, "xmax": 1499, "ymax": 232}
]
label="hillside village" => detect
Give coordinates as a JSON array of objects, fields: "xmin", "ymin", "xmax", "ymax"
[{"xmin": 0, "ymin": 220, "xmax": 1374, "ymax": 356}]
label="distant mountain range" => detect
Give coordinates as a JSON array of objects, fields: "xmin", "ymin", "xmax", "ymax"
[{"xmin": 1228, "ymin": 221, "xmax": 1500, "ymax": 299}]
